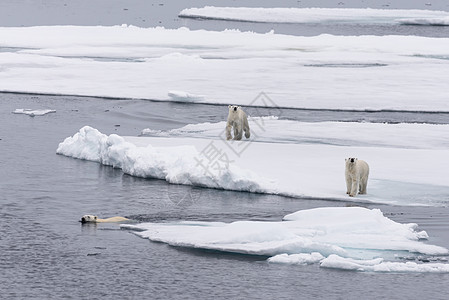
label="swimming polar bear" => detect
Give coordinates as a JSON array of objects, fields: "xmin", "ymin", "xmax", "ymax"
[
  {"xmin": 80, "ymin": 215, "xmax": 129, "ymax": 223},
  {"xmin": 345, "ymin": 158, "xmax": 369, "ymax": 197},
  {"xmin": 226, "ymin": 105, "xmax": 250, "ymax": 140}
]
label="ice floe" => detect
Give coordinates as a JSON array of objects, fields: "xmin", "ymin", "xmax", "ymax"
[
  {"xmin": 122, "ymin": 207, "xmax": 449, "ymax": 273},
  {"xmin": 320, "ymin": 255, "xmax": 449, "ymax": 273},
  {"xmin": 58, "ymin": 123, "xmax": 449, "ymax": 206},
  {"xmin": 168, "ymin": 90, "xmax": 205, "ymax": 102},
  {"xmin": 12, "ymin": 108, "xmax": 56, "ymax": 116},
  {"xmin": 179, "ymin": 7, "xmax": 449, "ymax": 25},
  {"xmin": 1, "ymin": 26, "xmax": 449, "ymax": 111},
  {"xmin": 56, "ymin": 126, "xmax": 270, "ymax": 193}
]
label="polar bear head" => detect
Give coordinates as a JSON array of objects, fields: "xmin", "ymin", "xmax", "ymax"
[
  {"xmin": 80, "ymin": 215, "xmax": 98, "ymax": 223},
  {"xmin": 345, "ymin": 157, "xmax": 358, "ymax": 168},
  {"xmin": 228, "ymin": 105, "xmax": 240, "ymax": 114}
]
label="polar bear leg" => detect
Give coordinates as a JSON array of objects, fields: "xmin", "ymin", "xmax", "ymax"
[
  {"xmin": 234, "ymin": 125, "xmax": 243, "ymax": 140},
  {"xmin": 350, "ymin": 179, "xmax": 359, "ymax": 197},
  {"xmin": 243, "ymin": 118, "xmax": 250, "ymax": 139},
  {"xmin": 226, "ymin": 123, "xmax": 233, "ymax": 140},
  {"xmin": 345, "ymin": 175, "xmax": 352, "ymax": 194},
  {"xmin": 360, "ymin": 176, "xmax": 368, "ymax": 194}
]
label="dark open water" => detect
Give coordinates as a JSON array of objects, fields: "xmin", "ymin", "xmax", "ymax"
[{"xmin": 1, "ymin": 1, "xmax": 449, "ymax": 299}]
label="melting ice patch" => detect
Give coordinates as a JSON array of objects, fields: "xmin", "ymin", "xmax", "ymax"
[
  {"xmin": 179, "ymin": 7, "xmax": 449, "ymax": 25},
  {"xmin": 12, "ymin": 108, "xmax": 56, "ymax": 116},
  {"xmin": 123, "ymin": 207, "xmax": 449, "ymax": 273}
]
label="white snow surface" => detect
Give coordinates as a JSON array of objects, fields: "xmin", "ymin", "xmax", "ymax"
[
  {"xmin": 320, "ymin": 254, "xmax": 449, "ymax": 272},
  {"xmin": 56, "ymin": 126, "xmax": 269, "ymax": 193},
  {"xmin": 12, "ymin": 108, "xmax": 56, "ymax": 116},
  {"xmin": 142, "ymin": 117, "xmax": 449, "ymax": 150},
  {"xmin": 58, "ymin": 120, "xmax": 449, "ymax": 207},
  {"xmin": 179, "ymin": 7, "xmax": 449, "ymax": 25},
  {"xmin": 122, "ymin": 207, "xmax": 449, "ymax": 273},
  {"xmin": 2, "ymin": 25, "xmax": 449, "ymax": 111}
]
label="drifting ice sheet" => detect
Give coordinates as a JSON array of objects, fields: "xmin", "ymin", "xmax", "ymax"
[
  {"xmin": 122, "ymin": 207, "xmax": 449, "ymax": 273},
  {"xmin": 57, "ymin": 123, "xmax": 449, "ymax": 206},
  {"xmin": 12, "ymin": 108, "xmax": 56, "ymax": 116},
  {"xmin": 2, "ymin": 26, "xmax": 449, "ymax": 111}
]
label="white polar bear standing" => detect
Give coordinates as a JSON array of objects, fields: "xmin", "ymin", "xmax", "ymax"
[
  {"xmin": 345, "ymin": 158, "xmax": 369, "ymax": 197},
  {"xmin": 226, "ymin": 105, "xmax": 250, "ymax": 140}
]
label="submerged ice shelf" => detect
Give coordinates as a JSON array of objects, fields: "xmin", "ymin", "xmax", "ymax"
[{"xmin": 179, "ymin": 7, "xmax": 449, "ymax": 25}]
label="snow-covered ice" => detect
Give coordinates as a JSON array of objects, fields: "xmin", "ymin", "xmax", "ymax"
[
  {"xmin": 57, "ymin": 120, "xmax": 449, "ymax": 207},
  {"xmin": 179, "ymin": 7, "xmax": 449, "ymax": 25},
  {"xmin": 56, "ymin": 126, "xmax": 269, "ymax": 193},
  {"xmin": 168, "ymin": 90, "xmax": 205, "ymax": 102},
  {"xmin": 1, "ymin": 25, "xmax": 449, "ymax": 111},
  {"xmin": 122, "ymin": 207, "xmax": 449, "ymax": 273},
  {"xmin": 267, "ymin": 252, "xmax": 325, "ymax": 265},
  {"xmin": 320, "ymin": 254, "xmax": 449, "ymax": 272},
  {"xmin": 12, "ymin": 108, "xmax": 56, "ymax": 116},
  {"xmin": 142, "ymin": 117, "xmax": 449, "ymax": 150}
]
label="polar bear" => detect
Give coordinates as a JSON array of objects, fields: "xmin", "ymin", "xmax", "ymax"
[
  {"xmin": 226, "ymin": 105, "xmax": 250, "ymax": 140},
  {"xmin": 345, "ymin": 158, "xmax": 369, "ymax": 197},
  {"xmin": 80, "ymin": 215, "xmax": 129, "ymax": 223}
]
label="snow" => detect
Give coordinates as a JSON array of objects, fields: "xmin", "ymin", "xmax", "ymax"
[
  {"xmin": 142, "ymin": 117, "xmax": 449, "ymax": 150},
  {"xmin": 1, "ymin": 25, "xmax": 449, "ymax": 111},
  {"xmin": 268, "ymin": 252, "xmax": 325, "ymax": 265},
  {"xmin": 12, "ymin": 108, "xmax": 56, "ymax": 116},
  {"xmin": 56, "ymin": 126, "xmax": 269, "ymax": 193},
  {"xmin": 121, "ymin": 207, "xmax": 449, "ymax": 273},
  {"xmin": 57, "ymin": 121, "xmax": 449, "ymax": 207},
  {"xmin": 179, "ymin": 7, "xmax": 449, "ymax": 25}
]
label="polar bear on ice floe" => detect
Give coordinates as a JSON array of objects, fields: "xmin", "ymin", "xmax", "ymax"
[
  {"xmin": 226, "ymin": 105, "xmax": 250, "ymax": 140},
  {"xmin": 345, "ymin": 158, "xmax": 369, "ymax": 197},
  {"xmin": 80, "ymin": 215, "xmax": 129, "ymax": 223}
]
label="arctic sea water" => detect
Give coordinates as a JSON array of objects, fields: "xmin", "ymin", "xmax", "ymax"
[{"xmin": 1, "ymin": 1, "xmax": 449, "ymax": 299}]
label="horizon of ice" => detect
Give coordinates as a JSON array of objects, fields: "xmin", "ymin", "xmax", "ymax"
[
  {"xmin": 12, "ymin": 108, "xmax": 56, "ymax": 116},
  {"xmin": 179, "ymin": 7, "xmax": 449, "ymax": 25},
  {"xmin": 122, "ymin": 207, "xmax": 449, "ymax": 273},
  {"xmin": 1, "ymin": 26, "xmax": 449, "ymax": 111}
]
